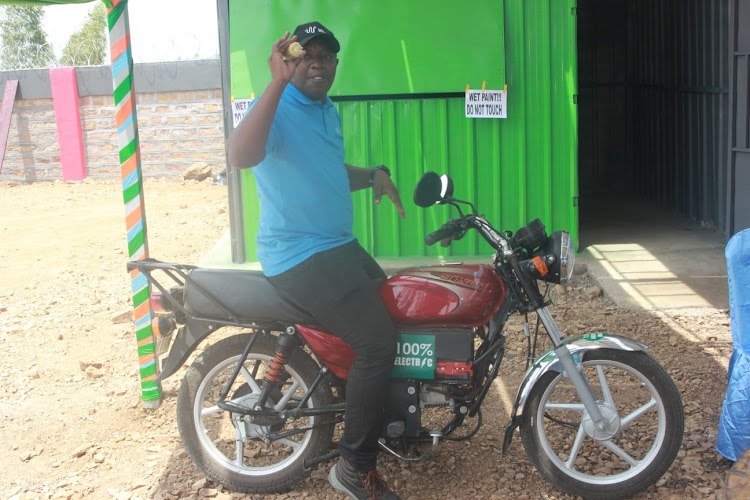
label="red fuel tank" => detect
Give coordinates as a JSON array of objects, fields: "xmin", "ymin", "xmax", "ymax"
[{"xmin": 379, "ymin": 265, "xmax": 506, "ymax": 328}]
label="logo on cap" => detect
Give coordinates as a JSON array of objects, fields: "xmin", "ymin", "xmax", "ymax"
[{"xmin": 305, "ymin": 25, "xmax": 327, "ymax": 34}]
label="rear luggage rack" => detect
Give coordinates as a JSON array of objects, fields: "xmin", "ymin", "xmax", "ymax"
[{"xmin": 127, "ymin": 258, "xmax": 289, "ymax": 331}]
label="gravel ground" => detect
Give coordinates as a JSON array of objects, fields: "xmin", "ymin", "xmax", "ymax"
[{"xmin": 0, "ymin": 178, "xmax": 734, "ymax": 499}]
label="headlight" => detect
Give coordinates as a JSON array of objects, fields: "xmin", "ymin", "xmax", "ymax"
[{"xmin": 526, "ymin": 231, "xmax": 576, "ymax": 284}]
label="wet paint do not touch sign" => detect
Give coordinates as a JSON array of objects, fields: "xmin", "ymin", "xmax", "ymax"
[{"xmin": 465, "ymin": 89, "xmax": 507, "ymax": 118}]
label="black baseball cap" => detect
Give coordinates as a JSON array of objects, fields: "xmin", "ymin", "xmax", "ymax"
[{"xmin": 292, "ymin": 21, "xmax": 340, "ymax": 53}]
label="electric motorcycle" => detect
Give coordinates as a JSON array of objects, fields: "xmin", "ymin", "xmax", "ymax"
[{"xmin": 128, "ymin": 171, "xmax": 684, "ymax": 499}]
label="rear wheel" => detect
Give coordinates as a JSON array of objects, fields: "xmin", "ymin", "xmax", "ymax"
[
  {"xmin": 177, "ymin": 333, "xmax": 334, "ymax": 494},
  {"xmin": 520, "ymin": 349, "xmax": 684, "ymax": 499}
]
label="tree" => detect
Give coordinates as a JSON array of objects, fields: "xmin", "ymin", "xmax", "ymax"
[
  {"xmin": 60, "ymin": 4, "xmax": 108, "ymax": 67},
  {"xmin": 0, "ymin": 5, "xmax": 56, "ymax": 70}
]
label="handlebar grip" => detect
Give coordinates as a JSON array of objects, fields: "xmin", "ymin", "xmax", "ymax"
[{"xmin": 425, "ymin": 221, "xmax": 459, "ymax": 246}]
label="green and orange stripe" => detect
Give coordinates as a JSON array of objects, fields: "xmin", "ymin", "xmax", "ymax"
[{"xmin": 108, "ymin": 0, "xmax": 160, "ymax": 403}]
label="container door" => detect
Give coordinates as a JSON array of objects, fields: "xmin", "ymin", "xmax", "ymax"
[{"xmin": 730, "ymin": 0, "xmax": 750, "ymax": 235}]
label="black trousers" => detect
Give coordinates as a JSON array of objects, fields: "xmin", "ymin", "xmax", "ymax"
[{"xmin": 267, "ymin": 240, "xmax": 397, "ymax": 472}]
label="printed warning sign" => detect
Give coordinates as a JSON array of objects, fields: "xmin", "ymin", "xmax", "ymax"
[
  {"xmin": 231, "ymin": 98, "xmax": 254, "ymax": 128},
  {"xmin": 465, "ymin": 89, "xmax": 507, "ymax": 119}
]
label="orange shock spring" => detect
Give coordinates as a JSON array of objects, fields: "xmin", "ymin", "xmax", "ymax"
[
  {"xmin": 265, "ymin": 350, "xmax": 288, "ymax": 383},
  {"xmin": 255, "ymin": 333, "xmax": 297, "ymax": 409}
]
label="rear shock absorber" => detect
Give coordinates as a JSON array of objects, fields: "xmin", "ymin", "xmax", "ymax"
[{"xmin": 255, "ymin": 332, "xmax": 299, "ymax": 410}]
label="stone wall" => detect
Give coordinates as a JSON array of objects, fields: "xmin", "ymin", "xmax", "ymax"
[
  {"xmin": 0, "ymin": 60, "xmax": 225, "ymax": 183},
  {"xmin": 1, "ymin": 98, "xmax": 59, "ymax": 182},
  {"xmin": 80, "ymin": 90, "xmax": 225, "ymax": 180}
]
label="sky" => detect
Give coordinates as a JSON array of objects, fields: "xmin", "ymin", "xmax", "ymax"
[{"xmin": 42, "ymin": 0, "xmax": 219, "ymax": 63}]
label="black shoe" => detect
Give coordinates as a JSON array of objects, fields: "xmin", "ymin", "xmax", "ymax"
[{"xmin": 329, "ymin": 459, "xmax": 402, "ymax": 500}]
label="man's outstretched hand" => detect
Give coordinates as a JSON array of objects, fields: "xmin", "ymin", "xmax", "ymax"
[{"xmin": 372, "ymin": 168, "xmax": 406, "ymax": 219}]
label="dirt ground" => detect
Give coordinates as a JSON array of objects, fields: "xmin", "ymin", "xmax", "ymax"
[{"xmin": 0, "ymin": 178, "xmax": 735, "ymax": 500}]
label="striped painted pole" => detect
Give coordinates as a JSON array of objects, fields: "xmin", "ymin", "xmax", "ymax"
[{"xmin": 107, "ymin": 0, "xmax": 161, "ymax": 407}]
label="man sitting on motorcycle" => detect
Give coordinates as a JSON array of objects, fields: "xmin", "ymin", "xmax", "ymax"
[{"xmin": 226, "ymin": 21, "xmax": 406, "ymax": 500}]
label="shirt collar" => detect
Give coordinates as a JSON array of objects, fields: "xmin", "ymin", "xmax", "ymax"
[{"xmin": 285, "ymin": 83, "xmax": 333, "ymax": 108}]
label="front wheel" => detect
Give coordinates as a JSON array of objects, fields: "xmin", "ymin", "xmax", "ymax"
[
  {"xmin": 176, "ymin": 333, "xmax": 334, "ymax": 494},
  {"xmin": 520, "ymin": 349, "xmax": 684, "ymax": 499}
]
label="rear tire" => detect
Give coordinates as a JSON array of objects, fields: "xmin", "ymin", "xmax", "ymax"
[
  {"xmin": 177, "ymin": 333, "xmax": 334, "ymax": 494},
  {"xmin": 520, "ymin": 349, "xmax": 684, "ymax": 499}
]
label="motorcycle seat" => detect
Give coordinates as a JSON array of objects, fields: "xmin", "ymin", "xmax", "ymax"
[{"xmin": 182, "ymin": 268, "xmax": 316, "ymax": 325}]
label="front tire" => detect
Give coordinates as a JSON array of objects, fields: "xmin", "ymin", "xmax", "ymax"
[
  {"xmin": 520, "ymin": 349, "xmax": 684, "ymax": 499},
  {"xmin": 177, "ymin": 333, "xmax": 334, "ymax": 494}
]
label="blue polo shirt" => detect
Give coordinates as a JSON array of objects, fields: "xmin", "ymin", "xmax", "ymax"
[{"xmin": 249, "ymin": 84, "xmax": 354, "ymax": 276}]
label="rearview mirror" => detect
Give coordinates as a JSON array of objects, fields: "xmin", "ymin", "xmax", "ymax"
[{"xmin": 414, "ymin": 172, "xmax": 454, "ymax": 207}]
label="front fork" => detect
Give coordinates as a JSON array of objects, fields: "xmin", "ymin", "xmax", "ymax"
[
  {"xmin": 501, "ymin": 251, "xmax": 608, "ymax": 430},
  {"xmin": 535, "ymin": 307, "xmax": 607, "ymax": 429}
]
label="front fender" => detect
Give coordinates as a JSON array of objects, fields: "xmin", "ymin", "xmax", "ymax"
[{"xmin": 510, "ymin": 333, "xmax": 648, "ymax": 420}]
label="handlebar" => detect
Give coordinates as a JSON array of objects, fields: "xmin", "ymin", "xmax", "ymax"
[
  {"xmin": 424, "ymin": 215, "xmax": 512, "ymax": 256},
  {"xmin": 425, "ymin": 220, "xmax": 462, "ymax": 245},
  {"xmin": 421, "ymin": 207, "xmax": 545, "ymax": 309}
]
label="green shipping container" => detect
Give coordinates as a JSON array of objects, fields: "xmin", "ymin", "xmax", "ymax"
[{"xmin": 228, "ymin": 0, "xmax": 578, "ymax": 263}]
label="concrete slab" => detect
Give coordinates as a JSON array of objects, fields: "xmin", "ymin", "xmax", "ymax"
[{"xmin": 578, "ymin": 194, "xmax": 729, "ymax": 311}]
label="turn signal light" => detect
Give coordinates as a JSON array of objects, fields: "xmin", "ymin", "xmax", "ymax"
[{"xmin": 532, "ymin": 256, "xmax": 549, "ymax": 276}]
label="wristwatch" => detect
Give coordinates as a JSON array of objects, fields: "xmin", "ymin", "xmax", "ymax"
[{"xmin": 369, "ymin": 165, "xmax": 391, "ymax": 184}]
